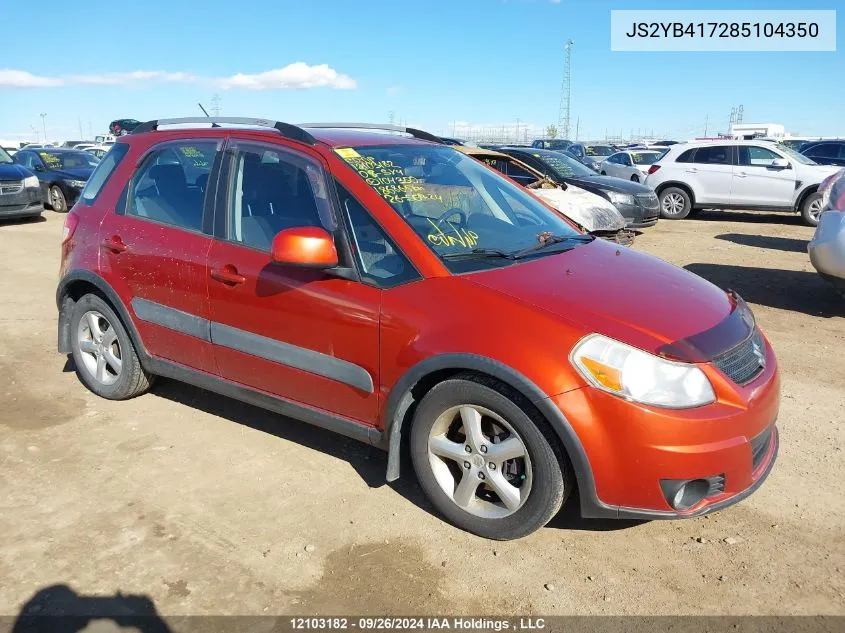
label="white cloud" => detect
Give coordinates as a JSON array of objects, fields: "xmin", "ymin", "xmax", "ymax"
[
  {"xmin": 0, "ymin": 70, "xmax": 63, "ymax": 88},
  {"xmin": 216, "ymin": 62, "xmax": 356, "ymax": 90},
  {"xmin": 0, "ymin": 64, "xmax": 356, "ymax": 91}
]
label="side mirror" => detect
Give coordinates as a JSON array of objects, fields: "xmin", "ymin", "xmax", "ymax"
[
  {"xmin": 771, "ymin": 158, "xmax": 790, "ymax": 169},
  {"xmin": 33, "ymin": 164, "xmax": 44, "ymax": 172},
  {"xmin": 270, "ymin": 226, "xmax": 338, "ymax": 269}
]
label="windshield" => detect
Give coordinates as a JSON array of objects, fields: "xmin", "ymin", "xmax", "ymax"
[
  {"xmin": 38, "ymin": 151, "xmax": 100, "ymax": 170},
  {"xmin": 777, "ymin": 144, "xmax": 817, "ymax": 165},
  {"xmin": 631, "ymin": 152, "xmax": 660, "ymax": 165},
  {"xmin": 527, "ymin": 149, "xmax": 596, "ymax": 178},
  {"xmin": 337, "ymin": 144, "xmax": 583, "ymax": 270},
  {"xmin": 0, "ymin": 147, "xmax": 13, "ymax": 164},
  {"xmin": 585, "ymin": 145, "xmax": 613, "ymax": 157}
]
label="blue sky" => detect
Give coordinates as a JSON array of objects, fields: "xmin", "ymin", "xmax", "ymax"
[{"xmin": 1, "ymin": 0, "xmax": 841, "ymax": 143}]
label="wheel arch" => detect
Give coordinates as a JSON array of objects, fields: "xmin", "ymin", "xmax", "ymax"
[
  {"xmin": 795, "ymin": 183, "xmax": 820, "ymax": 211},
  {"xmin": 383, "ymin": 353, "xmax": 603, "ymax": 515},
  {"xmin": 57, "ymin": 270, "xmax": 146, "ymax": 358},
  {"xmin": 655, "ymin": 181, "xmax": 696, "ymax": 206}
]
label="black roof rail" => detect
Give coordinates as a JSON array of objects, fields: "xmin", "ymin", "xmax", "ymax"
[
  {"xmin": 131, "ymin": 117, "xmax": 316, "ymax": 145},
  {"xmin": 297, "ymin": 122, "xmax": 444, "ymax": 145}
]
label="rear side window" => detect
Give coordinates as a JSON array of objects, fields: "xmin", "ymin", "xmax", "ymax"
[
  {"xmin": 125, "ymin": 141, "xmax": 219, "ymax": 232},
  {"xmin": 693, "ymin": 146, "xmax": 732, "ymax": 165},
  {"xmin": 675, "ymin": 149, "xmax": 696, "ymax": 163},
  {"xmin": 80, "ymin": 143, "xmax": 129, "ymax": 204},
  {"xmin": 805, "ymin": 143, "xmax": 839, "ymax": 159}
]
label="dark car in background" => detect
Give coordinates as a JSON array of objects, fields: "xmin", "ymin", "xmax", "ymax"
[
  {"xmin": 499, "ymin": 147, "xmax": 660, "ymax": 228},
  {"xmin": 109, "ymin": 119, "xmax": 142, "ymax": 136},
  {"xmin": 13, "ymin": 148, "xmax": 99, "ymax": 212},
  {"xmin": 439, "ymin": 136, "xmax": 466, "ymax": 146},
  {"xmin": 531, "ymin": 138, "xmax": 573, "ymax": 151},
  {"xmin": 566, "ymin": 143, "xmax": 615, "ymax": 171},
  {"xmin": 801, "ymin": 140, "xmax": 845, "ymax": 167},
  {"xmin": 0, "ymin": 146, "xmax": 43, "ymax": 220}
]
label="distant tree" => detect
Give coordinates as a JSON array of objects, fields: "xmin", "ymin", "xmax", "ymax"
[{"xmin": 546, "ymin": 125, "xmax": 558, "ymax": 139}]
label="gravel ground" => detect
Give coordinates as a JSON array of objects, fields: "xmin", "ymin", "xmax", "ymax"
[{"xmin": 0, "ymin": 209, "xmax": 842, "ymax": 619}]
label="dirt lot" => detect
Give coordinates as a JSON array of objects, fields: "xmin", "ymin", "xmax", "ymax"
[{"xmin": 0, "ymin": 209, "xmax": 843, "ymax": 619}]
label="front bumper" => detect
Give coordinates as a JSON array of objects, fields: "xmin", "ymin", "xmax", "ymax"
[
  {"xmin": 0, "ymin": 185, "xmax": 43, "ymax": 218},
  {"xmin": 556, "ymin": 337, "xmax": 780, "ymax": 519}
]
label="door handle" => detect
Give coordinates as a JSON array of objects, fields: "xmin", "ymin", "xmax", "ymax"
[
  {"xmin": 210, "ymin": 265, "xmax": 246, "ymax": 286},
  {"xmin": 684, "ymin": 168, "xmax": 698, "ymax": 174},
  {"xmin": 101, "ymin": 236, "xmax": 127, "ymax": 253},
  {"xmin": 735, "ymin": 172, "xmax": 747, "ymax": 178}
]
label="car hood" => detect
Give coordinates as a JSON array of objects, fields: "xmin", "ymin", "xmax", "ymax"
[
  {"xmin": 467, "ymin": 238, "xmax": 736, "ymax": 358},
  {"xmin": 50, "ymin": 168, "xmax": 94, "ymax": 180},
  {"xmin": 564, "ymin": 174, "xmax": 652, "ymax": 194},
  {"xmin": 533, "ymin": 186, "xmax": 627, "ymax": 232},
  {"xmin": 0, "ymin": 163, "xmax": 33, "ymax": 180}
]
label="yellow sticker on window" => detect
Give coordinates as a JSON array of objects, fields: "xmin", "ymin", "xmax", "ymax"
[{"xmin": 335, "ymin": 147, "xmax": 361, "ymax": 159}]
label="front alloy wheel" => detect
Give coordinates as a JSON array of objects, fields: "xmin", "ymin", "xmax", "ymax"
[
  {"xmin": 410, "ymin": 374, "xmax": 569, "ymax": 540},
  {"xmin": 427, "ymin": 405, "xmax": 532, "ymax": 519}
]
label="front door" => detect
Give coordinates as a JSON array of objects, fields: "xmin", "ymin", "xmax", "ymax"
[
  {"xmin": 98, "ymin": 138, "xmax": 222, "ymax": 373},
  {"xmin": 731, "ymin": 145, "xmax": 796, "ymax": 207},
  {"xmin": 206, "ymin": 141, "xmax": 381, "ymax": 424}
]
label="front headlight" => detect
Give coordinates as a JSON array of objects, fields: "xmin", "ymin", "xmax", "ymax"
[
  {"xmin": 23, "ymin": 175, "xmax": 39, "ymax": 188},
  {"xmin": 571, "ymin": 334, "xmax": 716, "ymax": 408},
  {"xmin": 64, "ymin": 179, "xmax": 87, "ymax": 189},
  {"xmin": 608, "ymin": 191, "xmax": 635, "ymax": 206}
]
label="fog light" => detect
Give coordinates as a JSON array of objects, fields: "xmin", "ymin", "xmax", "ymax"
[{"xmin": 660, "ymin": 478, "xmax": 710, "ymax": 511}]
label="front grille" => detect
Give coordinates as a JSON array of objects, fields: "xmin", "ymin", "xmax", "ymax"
[
  {"xmin": 751, "ymin": 426, "xmax": 773, "ymax": 471},
  {"xmin": 0, "ymin": 180, "xmax": 24, "ymax": 195},
  {"xmin": 713, "ymin": 329, "xmax": 766, "ymax": 385}
]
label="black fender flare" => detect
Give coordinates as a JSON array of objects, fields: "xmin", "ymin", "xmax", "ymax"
[
  {"xmin": 56, "ymin": 270, "xmax": 147, "ymax": 358},
  {"xmin": 383, "ymin": 353, "xmax": 609, "ymax": 516}
]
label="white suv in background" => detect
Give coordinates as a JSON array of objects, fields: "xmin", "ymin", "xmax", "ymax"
[{"xmin": 644, "ymin": 140, "xmax": 841, "ymax": 226}]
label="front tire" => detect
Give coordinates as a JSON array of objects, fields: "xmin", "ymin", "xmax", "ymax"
[
  {"xmin": 659, "ymin": 186, "xmax": 692, "ymax": 219},
  {"xmin": 410, "ymin": 374, "xmax": 569, "ymax": 540},
  {"xmin": 49, "ymin": 185, "xmax": 67, "ymax": 213},
  {"xmin": 70, "ymin": 293, "xmax": 153, "ymax": 400},
  {"xmin": 801, "ymin": 192, "xmax": 823, "ymax": 227}
]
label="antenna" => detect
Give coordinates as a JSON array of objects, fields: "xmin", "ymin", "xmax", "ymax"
[
  {"xmin": 198, "ymin": 103, "xmax": 211, "ymax": 117},
  {"xmin": 558, "ymin": 39, "xmax": 574, "ymax": 139}
]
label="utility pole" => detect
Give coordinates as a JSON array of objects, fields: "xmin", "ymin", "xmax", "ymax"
[
  {"xmin": 516, "ymin": 118, "xmax": 521, "ymax": 144},
  {"xmin": 78, "ymin": 118, "xmax": 84, "ymax": 139},
  {"xmin": 39, "ymin": 113, "xmax": 47, "ymax": 144},
  {"xmin": 704, "ymin": 114, "xmax": 709, "ymax": 137},
  {"xmin": 575, "ymin": 117, "xmax": 580, "ymax": 141},
  {"xmin": 557, "ymin": 39, "xmax": 574, "ymax": 139},
  {"xmin": 388, "ymin": 111, "xmax": 395, "ymax": 125}
]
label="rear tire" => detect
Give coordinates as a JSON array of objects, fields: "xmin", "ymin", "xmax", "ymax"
[
  {"xmin": 801, "ymin": 192, "xmax": 823, "ymax": 227},
  {"xmin": 659, "ymin": 187, "xmax": 692, "ymax": 220},
  {"xmin": 410, "ymin": 374, "xmax": 569, "ymax": 540},
  {"xmin": 70, "ymin": 293, "xmax": 153, "ymax": 400}
]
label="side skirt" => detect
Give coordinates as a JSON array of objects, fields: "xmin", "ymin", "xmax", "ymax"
[{"xmin": 143, "ymin": 356, "xmax": 383, "ymax": 448}]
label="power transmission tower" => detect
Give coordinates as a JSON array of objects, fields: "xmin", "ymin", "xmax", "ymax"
[
  {"xmin": 737, "ymin": 105, "xmax": 744, "ymax": 123},
  {"xmin": 557, "ymin": 39, "xmax": 574, "ymax": 139},
  {"xmin": 704, "ymin": 114, "xmax": 709, "ymax": 137},
  {"xmin": 388, "ymin": 111, "xmax": 395, "ymax": 125},
  {"xmin": 210, "ymin": 94, "xmax": 222, "ymax": 117}
]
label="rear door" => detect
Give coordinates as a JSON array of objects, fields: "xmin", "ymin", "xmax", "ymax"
[
  {"xmin": 205, "ymin": 140, "xmax": 383, "ymax": 424},
  {"xmin": 731, "ymin": 145, "xmax": 796, "ymax": 207},
  {"xmin": 98, "ymin": 138, "xmax": 222, "ymax": 373},
  {"xmin": 685, "ymin": 145, "xmax": 734, "ymax": 204}
]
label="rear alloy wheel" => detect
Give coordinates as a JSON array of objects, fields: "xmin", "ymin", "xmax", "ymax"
[
  {"xmin": 659, "ymin": 187, "xmax": 692, "ymax": 219},
  {"xmin": 70, "ymin": 293, "xmax": 153, "ymax": 400},
  {"xmin": 410, "ymin": 375, "xmax": 568, "ymax": 540},
  {"xmin": 801, "ymin": 192, "xmax": 823, "ymax": 227},
  {"xmin": 49, "ymin": 185, "xmax": 67, "ymax": 213}
]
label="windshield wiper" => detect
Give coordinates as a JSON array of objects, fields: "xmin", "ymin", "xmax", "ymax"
[
  {"xmin": 441, "ymin": 248, "xmax": 517, "ymax": 261},
  {"xmin": 511, "ymin": 234, "xmax": 594, "ymax": 260}
]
